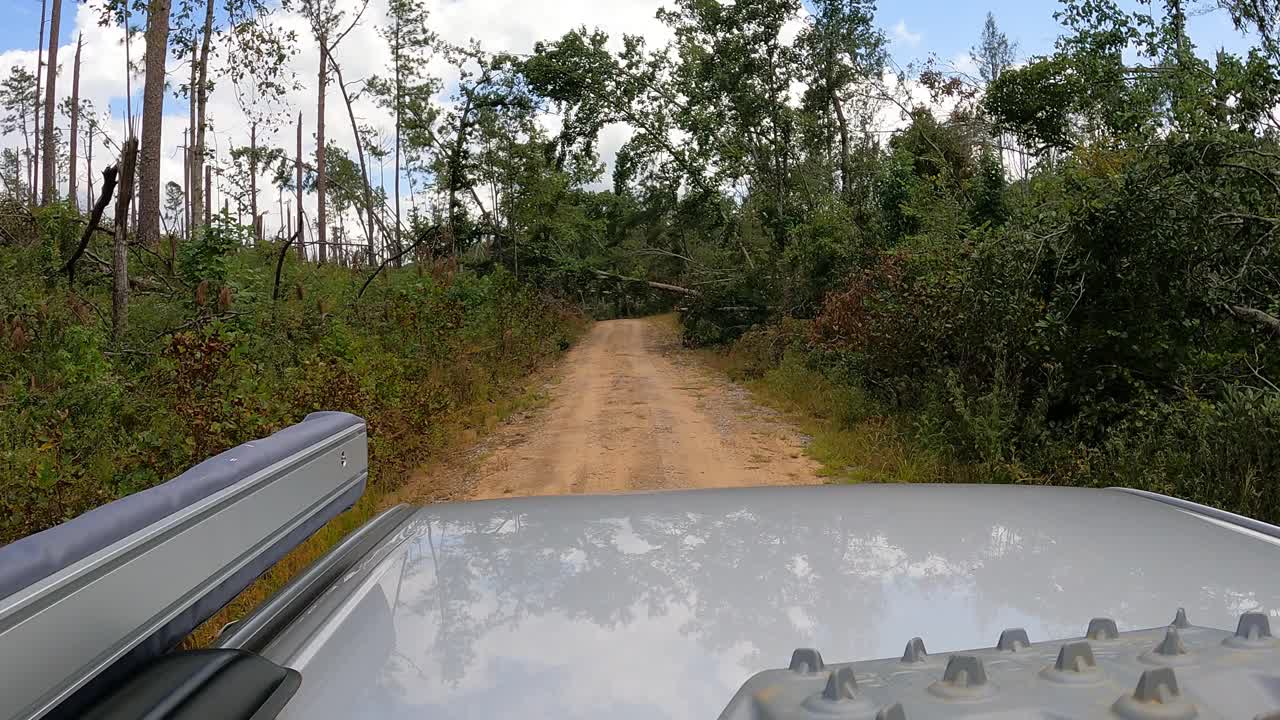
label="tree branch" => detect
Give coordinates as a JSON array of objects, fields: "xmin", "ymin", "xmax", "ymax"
[
  {"xmin": 1228, "ymin": 304, "xmax": 1280, "ymax": 337},
  {"xmin": 1218, "ymin": 161, "xmax": 1280, "ymax": 196},
  {"xmin": 64, "ymin": 164, "xmax": 119, "ymax": 282},
  {"xmin": 273, "ymin": 227, "xmax": 302, "ymax": 301},
  {"xmin": 357, "ymin": 224, "xmax": 440, "ymax": 300},
  {"xmin": 591, "ymin": 269, "xmax": 701, "ymax": 296}
]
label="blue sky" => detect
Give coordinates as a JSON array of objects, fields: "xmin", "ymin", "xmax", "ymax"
[
  {"xmin": 0, "ymin": 0, "xmax": 1262, "ymax": 62},
  {"xmin": 0, "ymin": 0, "xmax": 1265, "ymax": 234},
  {"xmin": 880, "ymin": 0, "xmax": 1258, "ymax": 69},
  {"xmin": 2, "ymin": 0, "xmax": 78, "ymax": 52}
]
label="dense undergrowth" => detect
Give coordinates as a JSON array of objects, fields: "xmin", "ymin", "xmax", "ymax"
[
  {"xmin": 0, "ymin": 209, "xmax": 582, "ymax": 546},
  {"xmin": 654, "ymin": 2, "xmax": 1280, "ymax": 526},
  {"xmin": 708, "ymin": 309, "xmax": 1280, "ymax": 524}
]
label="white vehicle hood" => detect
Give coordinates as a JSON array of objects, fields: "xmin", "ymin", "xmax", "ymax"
[{"xmin": 264, "ymin": 484, "xmax": 1280, "ymax": 719}]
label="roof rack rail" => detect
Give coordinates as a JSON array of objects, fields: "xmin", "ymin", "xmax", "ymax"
[{"xmin": 0, "ymin": 412, "xmax": 368, "ymax": 720}]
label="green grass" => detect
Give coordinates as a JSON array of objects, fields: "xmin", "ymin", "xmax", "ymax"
[
  {"xmin": 703, "ymin": 348, "xmax": 957, "ymax": 484},
  {"xmin": 183, "ymin": 327, "xmax": 579, "ymax": 648},
  {"xmin": 702, "ymin": 324, "xmax": 1280, "ymax": 527},
  {"xmin": 0, "ymin": 225, "xmax": 590, "ymax": 647}
]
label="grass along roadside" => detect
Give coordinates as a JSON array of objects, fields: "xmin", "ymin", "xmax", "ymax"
[
  {"xmin": 379, "ymin": 363, "xmax": 564, "ymax": 506},
  {"xmin": 182, "ymin": 326, "xmax": 582, "ymax": 648},
  {"xmin": 699, "ymin": 348, "xmax": 966, "ymax": 484}
]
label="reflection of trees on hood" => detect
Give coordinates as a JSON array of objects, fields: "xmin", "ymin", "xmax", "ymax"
[
  {"xmin": 385, "ymin": 487, "xmax": 1280, "ymax": 692},
  {"xmin": 393, "ymin": 491, "xmax": 981, "ymax": 684}
]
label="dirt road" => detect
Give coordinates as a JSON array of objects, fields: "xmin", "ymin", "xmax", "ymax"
[{"xmin": 398, "ymin": 317, "xmax": 822, "ymax": 502}]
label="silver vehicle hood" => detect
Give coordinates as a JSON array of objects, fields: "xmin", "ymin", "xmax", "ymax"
[{"xmin": 264, "ymin": 485, "xmax": 1280, "ymax": 719}]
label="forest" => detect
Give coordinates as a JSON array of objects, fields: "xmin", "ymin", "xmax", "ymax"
[{"xmin": 2, "ymin": 0, "xmax": 1280, "ymax": 546}]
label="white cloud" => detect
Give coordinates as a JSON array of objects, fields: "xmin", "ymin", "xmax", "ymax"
[
  {"xmin": 0, "ymin": 0, "xmax": 964, "ymax": 244},
  {"xmin": 1, "ymin": 0, "xmax": 675, "ymax": 242},
  {"xmin": 949, "ymin": 52, "xmax": 980, "ymax": 80},
  {"xmin": 891, "ymin": 19, "xmax": 922, "ymax": 48}
]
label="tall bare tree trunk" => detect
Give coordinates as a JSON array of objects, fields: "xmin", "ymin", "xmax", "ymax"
[
  {"xmin": 113, "ymin": 138, "xmax": 138, "ymax": 342},
  {"xmin": 124, "ymin": 10, "xmax": 133, "ymax": 139},
  {"xmin": 832, "ymin": 91, "xmax": 851, "ymax": 201},
  {"xmin": 377, "ymin": 151, "xmax": 385, "ymax": 260},
  {"xmin": 190, "ymin": 0, "xmax": 214, "ymax": 236},
  {"xmin": 11, "ymin": 148, "xmax": 21, "ymax": 194},
  {"xmin": 182, "ymin": 128, "xmax": 190, "ymax": 240},
  {"xmin": 86, "ymin": 122, "xmax": 93, "ymax": 205},
  {"xmin": 131, "ymin": 153, "xmax": 138, "ymax": 232},
  {"xmin": 315, "ymin": 43, "xmax": 328, "ymax": 264},
  {"xmin": 295, "ymin": 111, "xmax": 305, "ymax": 260},
  {"xmin": 393, "ymin": 17, "xmax": 401, "ymax": 267},
  {"xmin": 40, "ymin": 0, "xmax": 62, "ymax": 205},
  {"xmin": 137, "ymin": 0, "xmax": 171, "ymax": 249},
  {"xmin": 249, "ymin": 121, "xmax": 259, "ymax": 244},
  {"xmin": 187, "ymin": 41, "xmax": 195, "ymax": 239},
  {"xmin": 32, "ymin": 0, "xmax": 46, "ymax": 205},
  {"xmin": 20, "ymin": 112, "xmax": 31, "ymax": 203},
  {"xmin": 204, "ymin": 165, "xmax": 211, "ymax": 225},
  {"xmin": 67, "ymin": 34, "xmax": 81, "ymax": 210},
  {"xmin": 446, "ymin": 96, "xmax": 472, "ymax": 259},
  {"xmin": 328, "ymin": 54, "xmax": 376, "ymax": 265},
  {"xmin": 505, "ymin": 122, "xmax": 517, "ymax": 276}
]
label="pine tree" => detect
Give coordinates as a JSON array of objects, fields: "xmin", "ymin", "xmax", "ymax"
[
  {"xmin": 40, "ymin": 0, "xmax": 62, "ymax": 205},
  {"xmin": 137, "ymin": 0, "xmax": 173, "ymax": 249}
]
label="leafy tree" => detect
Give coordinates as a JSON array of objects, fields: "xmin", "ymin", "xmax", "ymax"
[
  {"xmin": 163, "ymin": 180, "xmax": 186, "ymax": 236},
  {"xmin": 795, "ymin": 0, "xmax": 886, "ymax": 200},
  {"xmin": 658, "ymin": 0, "xmax": 803, "ymax": 251},
  {"xmin": 973, "ymin": 12, "xmax": 1016, "ymax": 86},
  {"xmin": 0, "ymin": 67, "xmax": 38, "ymax": 195},
  {"xmin": 369, "ymin": 0, "xmax": 438, "ymax": 261},
  {"xmin": 1218, "ymin": 0, "xmax": 1280, "ymax": 64},
  {"xmin": 1, "ymin": 148, "xmax": 27, "ymax": 201},
  {"xmin": 985, "ymin": 57, "xmax": 1077, "ymax": 156}
]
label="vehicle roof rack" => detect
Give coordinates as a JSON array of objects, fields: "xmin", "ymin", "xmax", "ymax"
[
  {"xmin": 0, "ymin": 412, "xmax": 368, "ymax": 720},
  {"xmin": 720, "ymin": 609, "xmax": 1280, "ymax": 719},
  {"xmin": 81, "ymin": 649, "xmax": 300, "ymax": 720}
]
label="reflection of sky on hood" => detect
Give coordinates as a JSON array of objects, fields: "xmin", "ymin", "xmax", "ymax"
[
  {"xmin": 274, "ymin": 485, "xmax": 1280, "ymax": 720},
  {"xmin": 392, "ymin": 597, "xmax": 747, "ymax": 718}
]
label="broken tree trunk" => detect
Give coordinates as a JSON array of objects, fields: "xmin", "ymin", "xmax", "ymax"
[
  {"xmin": 273, "ymin": 227, "xmax": 301, "ymax": 301},
  {"xmin": 315, "ymin": 42, "xmax": 328, "ymax": 265},
  {"xmin": 204, "ymin": 165, "xmax": 211, "ymax": 226},
  {"xmin": 182, "ymin": 128, "xmax": 190, "ymax": 240},
  {"xmin": 113, "ymin": 138, "xmax": 138, "ymax": 342},
  {"xmin": 190, "ymin": 0, "xmax": 214, "ymax": 236},
  {"xmin": 591, "ymin": 269, "xmax": 701, "ymax": 297},
  {"xmin": 328, "ymin": 53, "xmax": 376, "ymax": 265},
  {"xmin": 64, "ymin": 163, "xmax": 120, "ymax": 282},
  {"xmin": 32, "ymin": 0, "xmax": 46, "ymax": 205},
  {"xmin": 295, "ymin": 111, "xmax": 305, "ymax": 261},
  {"xmin": 1230, "ymin": 305, "xmax": 1280, "ymax": 337},
  {"xmin": 250, "ymin": 122, "xmax": 259, "ymax": 245},
  {"xmin": 40, "ymin": 0, "xmax": 62, "ymax": 205},
  {"xmin": 68, "ymin": 34, "xmax": 82, "ymax": 210}
]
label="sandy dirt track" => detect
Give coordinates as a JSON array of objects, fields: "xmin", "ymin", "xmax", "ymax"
[{"xmin": 397, "ymin": 316, "xmax": 822, "ymax": 502}]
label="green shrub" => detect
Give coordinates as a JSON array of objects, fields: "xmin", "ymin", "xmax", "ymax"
[
  {"xmin": 32, "ymin": 203, "xmax": 80, "ymax": 279},
  {"xmin": 178, "ymin": 211, "xmax": 251, "ymax": 287},
  {"xmin": 0, "ymin": 239, "xmax": 582, "ymax": 545}
]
